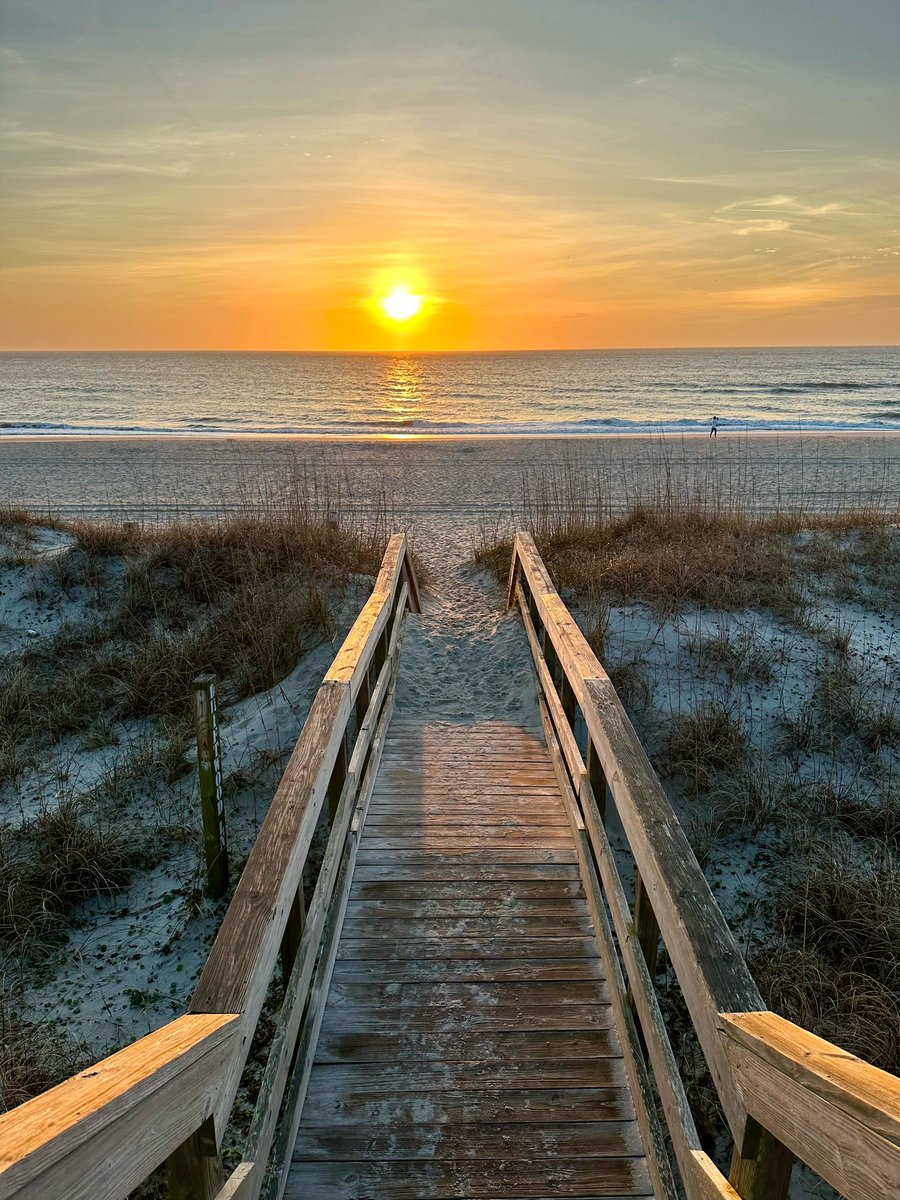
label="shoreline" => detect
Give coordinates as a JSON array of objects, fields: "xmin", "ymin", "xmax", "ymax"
[{"xmin": 2, "ymin": 428, "xmax": 900, "ymax": 444}]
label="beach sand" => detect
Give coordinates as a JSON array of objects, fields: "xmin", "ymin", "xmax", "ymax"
[{"xmin": 1, "ymin": 432, "xmax": 898, "ymax": 529}]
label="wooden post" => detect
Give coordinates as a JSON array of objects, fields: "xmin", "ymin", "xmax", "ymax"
[
  {"xmin": 354, "ymin": 670, "xmax": 371, "ymax": 735},
  {"xmin": 165, "ymin": 1115, "xmax": 224, "ymax": 1200},
  {"xmin": 192, "ymin": 674, "xmax": 228, "ymax": 900},
  {"xmin": 633, "ymin": 874, "xmax": 660, "ymax": 979},
  {"xmin": 327, "ymin": 732, "xmax": 348, "ymax": 823},
  {"xmin": 373, "ymin": 624, "xmax": 389, "ymax": 677},
  {"xmin": 560, "ymin": 674, "xmax": 578, "ymax": 726},
  {"xmin": 729, "ymin": 1119, "xmax": 795, "ymax": 1200},
  {"xmin": 586, "ymin": 737, "xmax": 607, "ymax": 823},
  {"xmin": 280, "ymin": 886, "xmax": 306, "ymax": 993},
  {"xmin": 626, "ymin": 872, "xmax": 661, "ymax": 1042}
]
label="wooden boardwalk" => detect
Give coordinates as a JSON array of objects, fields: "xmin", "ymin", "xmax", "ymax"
[
  {"xmin": 5, "ymin": 532, "xmax": 897, "ymax": 1200},
  {"xmin": 287, "ymin": 719, "xmax": 652, "ymax": 1199}
]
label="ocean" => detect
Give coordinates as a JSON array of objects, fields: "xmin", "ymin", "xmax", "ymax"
[{"xmin": 1, "ymin": 346, "xmax": 898, "ymax": 437}]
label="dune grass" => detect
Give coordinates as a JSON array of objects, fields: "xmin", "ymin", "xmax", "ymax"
[{"xmin": 0, "ymin": 486, "xmax": 397, "ymax": 1109}]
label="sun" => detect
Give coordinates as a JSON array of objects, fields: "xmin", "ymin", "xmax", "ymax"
[{"xmin": 380, "ymin": 286, "xmax": 423, "ymax": 322}]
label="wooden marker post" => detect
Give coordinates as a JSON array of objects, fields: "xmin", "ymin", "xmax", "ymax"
[{"xmin": 192, "ymin": 673, "xmax": 229, "ymax": 899}]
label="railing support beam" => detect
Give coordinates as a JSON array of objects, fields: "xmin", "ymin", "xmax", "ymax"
[
  {"xmin": 166, "ymin": 1116, "xmax": 224, "ymax": 1200},
  {"xmin": 728, "ymin": 1120, "xmax": 794, "ymax": 1200}
]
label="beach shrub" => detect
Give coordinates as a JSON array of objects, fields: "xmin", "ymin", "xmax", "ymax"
[{"xmin": 663, "ymin": 700, "xmax": 746, "ymax": 790}]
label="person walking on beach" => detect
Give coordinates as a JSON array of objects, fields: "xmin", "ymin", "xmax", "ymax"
[{"xmin": 710, "ymin": 415, "xmax": 719, "ymax": 438}]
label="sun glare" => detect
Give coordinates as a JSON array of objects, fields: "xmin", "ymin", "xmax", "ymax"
[{"xmin": 380, "ymin": 286, "xmax": 422, "ymax": 322}]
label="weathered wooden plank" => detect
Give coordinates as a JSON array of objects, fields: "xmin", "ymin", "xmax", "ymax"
[
  {"xmin": 326, "ymin": 980, "xmax": 609, "ymax": 1008},
  {"xmin": 284, "ymin": 1158, "xmax": 653, "ymax": 1198},
  {"xmin": 330, "ymin": 957, "xmax": 605, "ymax": 983},
  {"xmin": 313, "ymin": 1029, "xmax": 622, "ymax": 1064},
  {"xmin": 359, "ymin": 837, "xmax": 577, "ymax": 855},
  {"xmin": 337, "ymin": 936, "xmax": 598, "ymax": 961},
  {"xmin": 356, "ymin": 847, "xmax": 579, "ymax": 863},
  {"xmin": 0, "ymin": 1014, "xmax": 238, "ymax": 1200},
  {"xmin": 366, "ymin": 810, "xmax": 569, "ymax": 826},
  {"xmin": 720, "ymin": 1012, "xmax": 900, "ymax": 1200},
  {"xmin": 349, "ymin": 877, "xmax": 585, "ymax": 898},
  {"xmin": 302, "ymin": 1060, "xmax": 629, "ymax": 1095},
  {"xmin": 340, "ymin": 916, "xmax": 593, "ymax": 938},
  {"xmin": 293, "ymin": 1122, "xmax": 644, "ymax": 1160},
  {"xmin": 318, "ymin": 1003, "xmax": 614, "ymax": 1034},
  {"xmin": 344, "ymin": 898, "xmax": 589, "ymax": 919},
  {"xmin": 301, "ymin": 1083, "xmax": 633, "ymax": 1125},
  {"xmin": 352, "ymin": 861, "xmax": 581, "ymax": 881}
]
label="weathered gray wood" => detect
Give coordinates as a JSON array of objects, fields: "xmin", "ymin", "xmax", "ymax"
[
  {"xmin": 0, "ymin": 1014, "xmax": 238, "ymax": 1200},
  {"xmin": 318, "ymin": 1003, "xmax": 614, "ymax": 1033},
  {"xmin": 351, "ymin": 860, "xmax": 581, "ymax": 880},
  {"xmin": 290, "ymin": 717, "xmax": 651, "ymax": 1200},
  {"xmin": 314, "ymin": 1028, "xmax": 624, "ymax": 1064},
  {"xmin": 284, "ymin": 1158, "xmax": 653, "ymax": 1198},
  {"xmin": 326, "ymin": 979, "xmax": 609, "ymax": 1007},
  {"xmin": 341, "ymin": 915, "xmax": 593, "ymax": 938},
  {"xmin": 294, "ymin": 1121, "xmax": 645, "ymax": 1160},
  {"xmin": 345, "ymin": 898, "xmax": 590, "ymax": 919},
  {"xmin": 349, "ymin": 877, "xmax": 585, "ymax": 898},
  {"xmin": 301, "ymin": 1082, "xmax": 632, "ymax": 1125},
  {"xmin": 304, "ymin": 1059, "xmax": 629, "ymax": 1096},
  {"xmin": 356, "ymin": 847, "xmax": 580, "ymax": 864},
  {"xmin": 330, "ymin": 957, "xmax": 606, "ymax": 982}
]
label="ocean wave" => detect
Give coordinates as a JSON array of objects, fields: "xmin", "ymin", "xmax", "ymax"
[
  {"xmin": 0, "ymin": 421, "xmax": 77, "ymax": 430},
  {"xmin": 0, "ymin": 415, "xmax": 897, "ymax": 438},
  {"xmin": 769, "ymin": 380, "xmax": 887, "ymax": 393}
]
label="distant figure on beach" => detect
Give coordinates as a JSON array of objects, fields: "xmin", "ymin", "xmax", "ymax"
[{"xmin": 710, "ymin": 415, "xmax": 719, "ymax": 438}]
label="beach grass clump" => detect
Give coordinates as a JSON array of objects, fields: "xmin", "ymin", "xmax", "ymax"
[
  {"xmin": 688, "ymin": 628, "xmax": 775, "ymax": 684},
  {"xmin": 750, "ymin": 944, "xmax": 899, "ymax": 1072},
  {"xmin": 0, "ymin": 797, "xmax": 145, "ymax": 954},
  {"xmin": 663, "ymin": 700, "xmax": 747, "ymax": 790},
  {"xmin": 775, "ymin": 836, "xmax": 899, "ymax": 996}
]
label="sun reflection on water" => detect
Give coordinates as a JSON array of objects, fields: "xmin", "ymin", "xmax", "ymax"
[{"xmin": 379, "ymin": 356, "xmax": 428, "ymax": 428}]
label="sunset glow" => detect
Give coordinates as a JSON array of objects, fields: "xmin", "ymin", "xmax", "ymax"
[{"xmin": 0, "ymin": 4, "xmax": 897, "ymax": 351}]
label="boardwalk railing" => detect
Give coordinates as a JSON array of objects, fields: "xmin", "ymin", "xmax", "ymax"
[
  {"xmin": 508, "ymin": 531, "xmax": 899, "ymax": 1200},
  {"xmin": 0, "ymin": 533, "xmax": 420, "ymax": 1200}
]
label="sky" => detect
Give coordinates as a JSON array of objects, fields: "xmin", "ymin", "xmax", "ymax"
[{"xmin": 1, "ymin": 0, "xmax": 898, "ymax": 351}]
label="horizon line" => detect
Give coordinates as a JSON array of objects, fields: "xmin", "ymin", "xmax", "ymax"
[{"xmin": 2, "ymin": 342, "xmax": 899, "ymax": 355}]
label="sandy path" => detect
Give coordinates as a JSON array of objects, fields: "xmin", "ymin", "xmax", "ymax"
[{"xmin": 396, "ymin": 515, "xmax": 539, "ymax": 728}]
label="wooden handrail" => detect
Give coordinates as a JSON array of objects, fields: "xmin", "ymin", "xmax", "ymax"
[
  {"xmin": 190, "ymin": 533, "xmax": 418, "ymax": 1131},
  {"xmin": 0, "ymin": 533, "xmax": 420, "ymax": 1200},
  {"xmin": 720, "ymin": 1013, "xmax": 900, "ymax": 1200},
  {"xmin": 510, "ymin": 532, "xmax": 761, "ymax": 1141},
  {"xmin": 0, "ymin": 1014, "xmax": 239, "ymax": 1200},
  {"xmin": 508, "ymin": 530, "xmax": 900, "ymax": 1200}
]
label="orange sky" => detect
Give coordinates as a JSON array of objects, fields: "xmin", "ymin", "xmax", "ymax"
[{"xmin": 1, "ymin": 2, "xmax": 898, "ymax": 350}]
